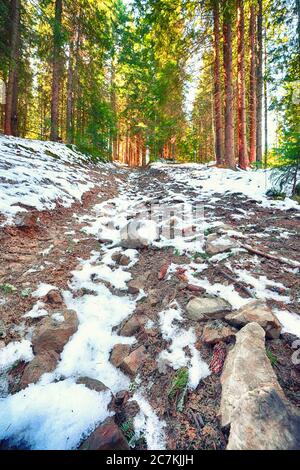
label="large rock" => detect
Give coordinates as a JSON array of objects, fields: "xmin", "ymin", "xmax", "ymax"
[
  {"xmin": 186, "ymin": 296, "xmax": 232, "ymax": 321},
  {"xmin": 206, "ymin": 233, "xmax": 237, "ymax": 255},
  {"xmin": 220, "ymin": 322, "xmax": 300, "ymax": 449},
  {"xmin": 120, "ymin": 346, "xmax": 146, "ymax": 376},
  {"xmin": 110, "ymin": 344, "xmax": 131, "ymax": 368},
  {"xmin": 17, "ymin": 350, "xmax": 59, "ymax": 390},
  {"xmin": 227, "ymin": 386, "xmax": 300, "ymax": 450},
  {"xmin": 225, "ymin": 300, "xmax": 282, "ymax": 339},
  {"xmin": 120, "ymin": 219, "xmax": 157, "ymax": 249},
  {"xmin": 202, "ymin": 320, "xmax": 236, "ymax": 345},
  {"xmin": 32, "ymin": 309, "xmax": 78, "ymax": 354},
  {"xmin": 220, "ymin": 322, "xmax": 283, "ymax": 428},
  {"xmin": 79, "ymin": 417, "xmax": 129, "ymax": 450}
]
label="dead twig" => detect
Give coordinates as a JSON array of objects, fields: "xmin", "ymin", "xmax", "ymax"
[
  {"xmin": 238, "ymin": 242, "xmax": 300, "ymax": 269},
  {"xmin": 208, "ymin": 261, "xmax": 256, "ymax": 299}
]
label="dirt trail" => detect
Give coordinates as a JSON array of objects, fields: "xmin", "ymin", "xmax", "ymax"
[{"xmin": 0, "ymin": 164, "xmax": 300, "ymax": 450}]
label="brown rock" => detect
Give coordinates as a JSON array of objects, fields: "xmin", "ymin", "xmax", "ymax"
[
  {"xmin": 120, "ymin": 346, "xmax": 146, "ymax": 376},
  {"xmin": 202, "ymin": 320, "xmax": 236, "ymax": 345},
  {"xmin": 114, "ymin": 390, "xmax": 129, "ymax": 406},
  {"xmin": 110, "ymin": 344, "xmax": 131, "ymax": 368},
  {"xmin": 119, "ymin": 255, "xmax": 130, "ymax": 266},
  {"xmin": 17, "ymin": 350, "xmax": 59, "ymax": 390},
  {"xmin": 123, "ymin": 400, "xmax": 140, "ymax": 419},
  {"xmin": 225, "ymin": 300, "xmax": 282, "ymax": 339},
  {"xmin": 148, "ymin": 288, "xmax": 160, "ymax": 306},
  {"xmin": 32, "ymin": 309, "xmax": 78, "ymax": 354},
  {"xmin": 79, "ymin": 417, "xmax": 129, "ymax": 450},
  {"xmin": 119, "ymin": 316, "xmax": 141, "ymax": 336},
  {"xmin": 127, "ymin": 280, "xmax": 143, "ymax": 295},
  {"xmin": 111, "ymin": 252, "xmax": 122, "ymax": 263},
  {"xmin": 76, "ymin": 377, "xmax": 108, "ymax": 393},
  {"xmin": 45, "ymin": 289, "xmax": 64, "ymax": 305}
]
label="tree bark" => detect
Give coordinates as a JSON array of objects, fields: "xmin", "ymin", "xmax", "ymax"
[
  {"xmin": 213, "ymin": 0, "xmax": 223, "ymax": 165},
  {"xmin": 66, "ymin": 37, "xmax": 74, "ymax": 144},
  {"xmin": 4, "ymin": 0, "xmax": 20, "ymax": 136},
  {"xmin": 237, "ymin": 0, "xmax": 248, "ymax": 169},
  {"xmin": 264, "ymin": 26, "xmax": 268, "ymax": 167},
  {"xmin": 249, "ymin": 4, "xmax": 257, "ymax": 164},
  {"xmin": 223, "ymin": 1, "xmax": 235, "ymax": 169},
  {"xmin": 50, "ymin": 0, "xmax": 63, "ymax": 142},
  {"xmin": 256, "ymin": 0, "xmax": 263, "ymax": 163}
]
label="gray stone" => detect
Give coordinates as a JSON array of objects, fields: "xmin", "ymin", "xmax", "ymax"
[
  {"xmin": 186, "ymin": 296, "xmax": 232, "ymax": 321},
  {"xmin": 206, "ymin": 233, "xmax": 237, "ymax": 255},
  {"xmin": 227, "ymin": 386, "xmax": 300, "ymax": 450},
  {"xmin": 219, "ymin": 322, "xmax": 300, "ymax": 449},
  {"xmin": 120, "ymin": 220, "xmax": 157, "ymax": 249},
  {"xmin": 225, "ymin": 300, "xmax": 282, "ymax": 339},
  {"xmin": 220, "ymin": 322, "xmax": 284, "ymax": 428}
]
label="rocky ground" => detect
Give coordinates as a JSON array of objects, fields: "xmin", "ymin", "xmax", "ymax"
[{"xmin": 0, "ymin": 156, "xmax": 300, "ymax": 450}]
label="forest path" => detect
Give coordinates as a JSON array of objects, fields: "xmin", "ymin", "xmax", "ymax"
[{"xmin": 0, "ymin": 163, "xmax": 300, "ymax": 450}]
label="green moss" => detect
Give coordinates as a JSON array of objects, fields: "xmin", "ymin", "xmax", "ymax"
[
  {"xmin": 0, "ymin": 283, "xmax": 17, "ymax": 294},
  {"xmin": 168, "ymin": 367, "xmax": 189, "ymax": 400},
  {"xmin": 266, "ymin": 349, "xmax": 278, "ymax": 366}
]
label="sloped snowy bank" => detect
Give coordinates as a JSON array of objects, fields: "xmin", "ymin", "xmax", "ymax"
[{"xmin": 0, "ymin": 135, "xmax": 110, "ymax": 224}]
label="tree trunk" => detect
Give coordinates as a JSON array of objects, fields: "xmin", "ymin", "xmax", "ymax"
[
  {"xmin": 264, "ymin": 26, "xmax": 268, "ymax": 167},
  {"xmin": 223, "ymin": 1, "xmax": 235, "ymax": 169},
  {"xmin": 256, "ymin": 0, "xmax": 263, "ymax": 163},
  {"xmin": 66, "ymin": 37, "xmax": 74, "ymax": 144},
  {"xmin": 4, "ymin": 0, "xmax": 20, "ymax": 136},
  {"xmin": 213, "ymin": 0, "xmax": 224, "ymax": 165},
  {"xmin": 249, "ymin": 4, "xmax": 257, "ymax": 164},
  {"xmin": 237, "ymin": 0, "xmax": 248, "ymax": 169},
  {"xmin": 50, "ymin": 0, "xmax": 63, "ymax": 142}
]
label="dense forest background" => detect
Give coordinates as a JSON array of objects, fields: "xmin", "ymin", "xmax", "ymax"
[{"xmin": 0, "ymin": 0, "xmax": 299, "ymax": 168}]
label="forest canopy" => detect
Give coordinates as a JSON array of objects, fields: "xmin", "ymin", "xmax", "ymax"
[{"xmin": 0, "ymin": 0, "xmax": 299, "ymax": 168}]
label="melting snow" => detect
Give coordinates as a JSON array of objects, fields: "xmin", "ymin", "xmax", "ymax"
[
  {"xmin": 0, "ymin": 135, "xmax": 109, "ymax": 225},
  {"xmin": 0, "ymin": 340, "xmax": 33, "ymax": 372},
  {"xmin": 273, "ymin": 309, "xmax": 300, "ymax": 338},
  {"xmin": 158, "ymin": 303, "xmax": 210, "ymax": 388},
  {"xmin": 23, "ymin": 300, "xmax": 48, "ymax": 318},
  {"xmin": 133, "ymin": 393, "xmax": 166, "ymax": 450},
  {"xmin": 32, "ymin": 283, "xmax": 58, "ymax": 298},
  {"xmin": 0, "ymin": 380, "xmax": 112, "ymax": 450}
]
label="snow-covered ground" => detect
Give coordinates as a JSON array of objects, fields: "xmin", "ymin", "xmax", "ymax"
[
  {"xmin": 152, "ymin": 162, "xmax": 300, "ymax": 212},
  {"xmin": 0, "ymin": 135, "xmax": 110, "ymax": 225}
]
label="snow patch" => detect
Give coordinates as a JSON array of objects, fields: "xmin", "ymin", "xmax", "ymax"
[{"xmin": 0, "ymin": 340, "xmax": 33, "ymax": 372}]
